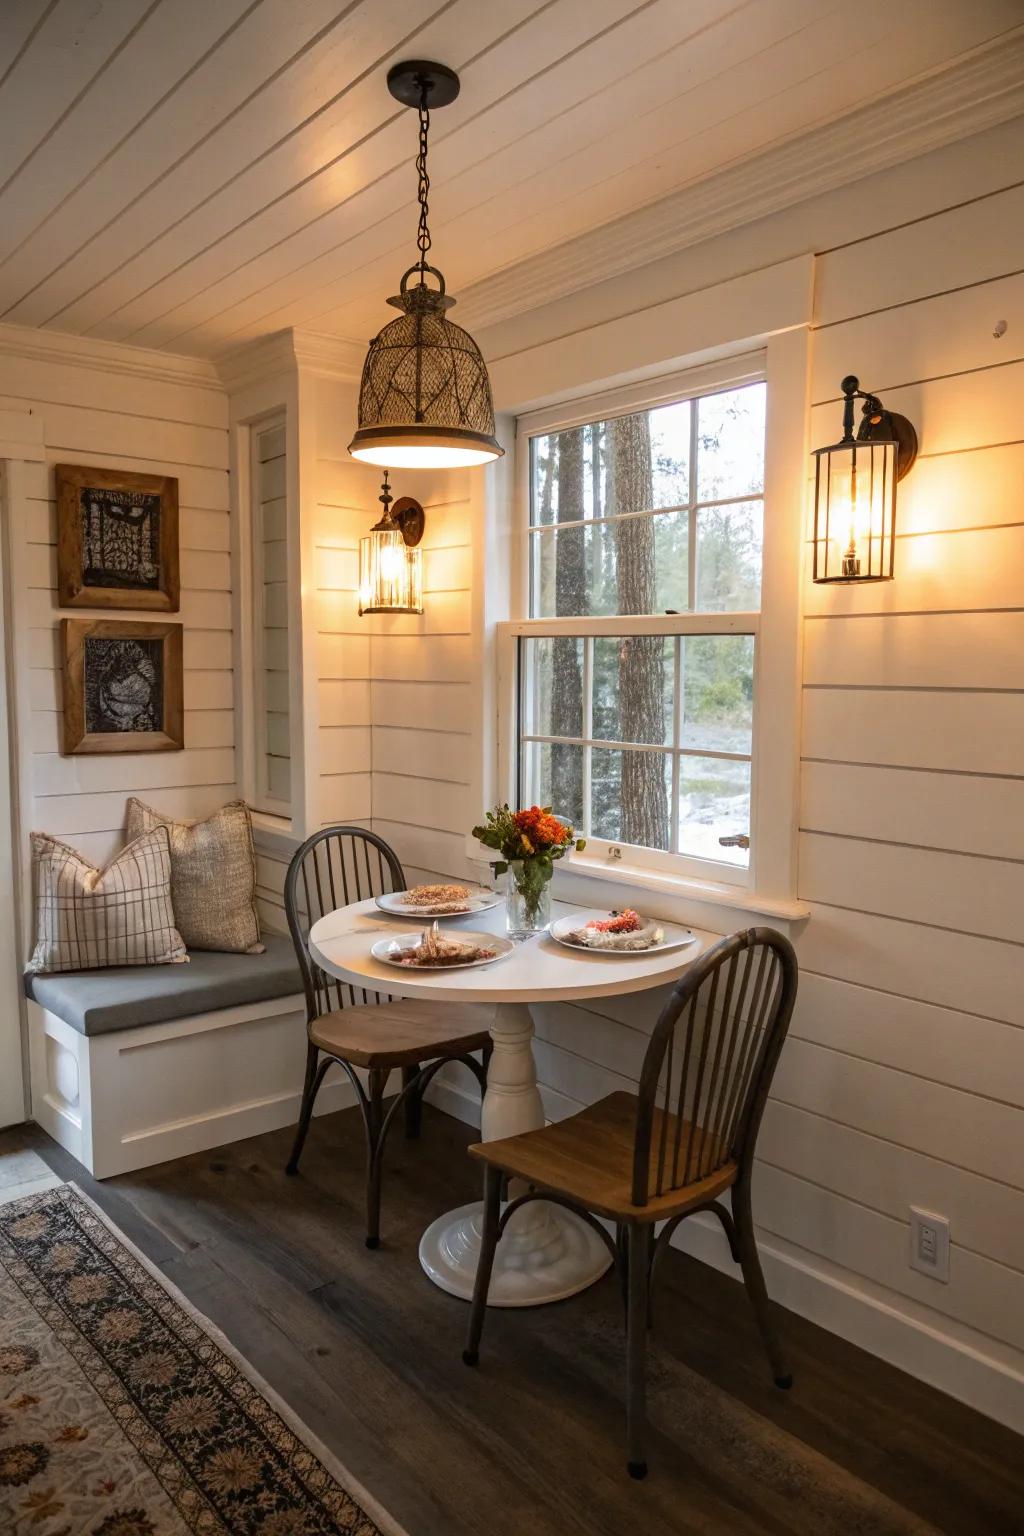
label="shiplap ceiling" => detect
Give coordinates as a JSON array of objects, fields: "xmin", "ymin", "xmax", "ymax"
[{"xmin": 0, "ymin": 0, "xmax": 1021, "ymax": 360}]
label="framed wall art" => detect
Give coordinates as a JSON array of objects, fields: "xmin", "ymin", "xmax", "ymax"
[
  {"xmin": 62, "ymin": 619, "xmax": 184, "ymax": 755},
  {"xmin": 56, "ymin": 462, "xmax": 180, "ymax": 611}
]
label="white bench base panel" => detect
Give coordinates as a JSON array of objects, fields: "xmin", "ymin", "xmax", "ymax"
[{"xmin": 28, "ymin": 994, "xmax": 357, "ymax": 1179}]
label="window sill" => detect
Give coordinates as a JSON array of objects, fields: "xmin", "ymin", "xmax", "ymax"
[{"xmin": 554, "ymin": 854, "xmax": 809, "ymax": 923}]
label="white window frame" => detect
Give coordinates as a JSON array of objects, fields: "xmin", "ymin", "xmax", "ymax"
[{"xmin": 496, "ymin": 341, "xmax": 806, "ymax": 908}]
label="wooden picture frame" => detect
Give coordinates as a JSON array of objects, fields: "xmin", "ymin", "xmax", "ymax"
[
  {"xmin": 62, "ymin": 619, "xmax": 184, "ymax": 755},
  {"xmin": 56, "ymin": 462, "xmax": 180, "ymax": 611}
]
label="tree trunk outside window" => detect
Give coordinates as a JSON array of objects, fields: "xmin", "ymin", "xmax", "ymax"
[{"xmin": 609, "ymin": 414, "xmax": 669, "ymax": 851}]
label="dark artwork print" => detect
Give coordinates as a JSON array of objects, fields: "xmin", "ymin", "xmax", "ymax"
[
  {"xmin": 79, "ymin": 486, "xmax": 162, "ymax": 591},
  {"xmin": 83, "ymin": 636, "xmax": 164, "ymax": 735}
]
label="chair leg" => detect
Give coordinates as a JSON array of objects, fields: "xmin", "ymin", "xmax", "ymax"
[
  {"xmin": 626, "ymin": 1222, "xmax": 652, "ymax": 1480},
  {"xmin": 364, "ymin": 1067, "xmax": 389, "ymax": 1250},
  {"xmin": 285, "ymin": 1044, "xmax": 323, "ymax": 1176},
  {"xmin": 463, "ymin": 1163, "xmax": 503, "ymax": 1367},
  {"xmin": 401, "ymin": 1064, "xmax": 422, "ymax": 1139},
  {"xmin": 732, "ymin": 1176, "xmax": 792, "ymax": 1389}
]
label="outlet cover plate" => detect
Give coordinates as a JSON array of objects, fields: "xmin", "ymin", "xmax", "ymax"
[{"xmin": 910, "ymin": 1206, "xmax": 950, "ymax": 1283}]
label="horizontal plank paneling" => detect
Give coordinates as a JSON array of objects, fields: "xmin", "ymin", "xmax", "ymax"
[
  {"xmin": 0, "ymin": 352, "xmax": 227, "ymax": 430},
  {"xmin": 317, "ymin": 774, "xmax": 373, "ymax": 824},
  {"xmin": 367, "ymin": 819, "xmax": 475, "ymax": 880},
  {"xmin": 800, "ymin": 761, "xmax": 1024, "ymax": 860},
  {"xmin": 758, "ymin": 1100, "xmax": 1024, "ymax": 1274},
  {"xmin": 752, "ymin": 1163, "xmax": 1024, "ymax": 1353},
  {"xmin": 883, "ymin": 441, "xmax": 1024, "ymax": 537},
  {"xmin": 370, "ymin": 635, "xmax": 472, "ymax": 684},
  {"xmin": 34, "ymin": 748, "xmax": 235, "ymax": 799},
  {"xmin": 801, "ymin": 687, "xmax": 1024, "ymax": 775},
  {"xmin": 318, "ymin": 726, "xmax": 371, "ymax": 776},
  {"xmin": 791, "ymin": 972, "xmax": 1024, "ymax": 1109},
  {"xmin": 19, "ymin": 455, "xmax": 227, "ymax": 512},
  {"xmin": 372, "ymin": 774, "xmax": 468, "ymax": 837},
  {"xmin": 370, "ymin": 682, "xmax": 473, "ymax": 733},
  {"xmin": 795, "ymin": 904, "xmax": 1022, "ymax": 1026},
  {"xmin": 30, "ymin": 667, "xmax": 233, "ymax": 714},
  {"xmin": 773, "ymin": 1036, "xmax": 1024, "ymax": 1189},
  {"xmin": 814, "ymin": 181, "xmax": 1024, "ymax": 327},
  {"xmin": 798, "ymin": 831, "xmax": 1024, "ymax": 944},
  {"xmin": 318, "ymin": 680, "xmax": 371, "ymax": 728},
  {"xmin": 803, "ymin": 611, "xmax": 1024, "ymax": 689},
  {"xmin": 33, "ymin": 782, "xmax": 236, "ymax": 838},
  {"xmin": 371, "ymin": 727, "xmax": 471, "ymax": 784},
  {"xmin": 811, "ymin": 266, "xmax": 1024, "ymax": 400},
  {"xmin": 26, "ymin": 587, "xmax": 230, "ymax": 631},
  {"xmin": 316, "ymin": 634, "xmax": 371, "ymax": 680},
  {"xmin": 804, "ymin": 523, "xmax": 1024, "ymax": 617},
  {"xmin": 0, "ymin": 396, "xmax": 228, "ymax": 469}
]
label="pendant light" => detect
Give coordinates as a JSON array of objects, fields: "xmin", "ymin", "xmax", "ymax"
[
  {"xmin": 358, "ymin": 472, "xmax": 425, "ymax": 615},
  {"xmin": 812, "ymin": 375, "xmax": 918, "ymax": 583},
  {"xmin": 348, "ymin": 61, "xmax": 504, "ymax": 470}
]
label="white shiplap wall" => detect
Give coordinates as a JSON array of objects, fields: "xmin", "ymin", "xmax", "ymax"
[
  {"xmin": 2, "ymin": 336, "xmax": 233, "ymax": 882},
  {"xmin": 392, "ymin": 136, "xmax": 1024, "ymax": 1424}
]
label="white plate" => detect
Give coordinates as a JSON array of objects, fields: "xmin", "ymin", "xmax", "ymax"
[
  {"xmin": 549, "ymin": 910, "xmax": 698, "ymax": 955},
  {"xmin": 375, "ymin": 889, "xmax": 500, "ymax": 918},
  {"xmin": 371, "ymin": 930, "xmax": 515, "ymax": 971}
]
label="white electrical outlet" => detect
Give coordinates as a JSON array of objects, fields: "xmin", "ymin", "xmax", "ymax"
[{"xmin": 910, "ymin": 1207, "xmax": 950, "ymax": 1283}]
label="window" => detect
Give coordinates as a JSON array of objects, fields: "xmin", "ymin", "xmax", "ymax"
[
  {"xmin": 250, "ymin": 414, "xmax": 292, "ymax": 816},
  {"xmin": 512, "ymin": 370, "xmax": 767, "ymax": 886}
]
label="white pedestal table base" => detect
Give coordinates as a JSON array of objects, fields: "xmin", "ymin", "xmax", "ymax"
[{"xmin": 418, "ymin": 999, "xmax": 612, "ymax": 1306}]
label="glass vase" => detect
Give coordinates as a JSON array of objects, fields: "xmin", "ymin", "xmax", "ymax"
[{"xmin": 505, "ymin": 859, "xmax": 552, "ymax": 939}]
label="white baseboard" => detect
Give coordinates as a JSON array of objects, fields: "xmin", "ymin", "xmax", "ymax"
[{"xmin": 432, "ymin": 1074, "xmax": 1024, "ymax": 1436}]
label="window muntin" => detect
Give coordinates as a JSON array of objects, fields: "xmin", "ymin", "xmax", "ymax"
[{"xmin": 517, "ymin": 380, "xmax": 765, "ymax": 882}]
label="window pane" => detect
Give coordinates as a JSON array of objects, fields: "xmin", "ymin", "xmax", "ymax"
[
  {"xmin": 646, "ymin": 400, "xmax": 690, "ymax": 509},
  {"xmin": 592, "ymin": 635, "xmax": 672, "ymax": 744},
  {"xmin": 521, "ymin": 635, "xmax": 583, "ymax": 739},
  {"xmin": 681, "ymin": 634, "xmax": 754, "ymax": 753},
  {"xmin": 530, "ymin": 425, "xmax": 606, "ymax": 527},
  {"xmin": 695, "ymin": 500, "xmax": 762, "ymax": 611},
  {"xmin": 591, "ymin": 747, "xmax": 672, "ymax": 851},
  {"xmin": 521, "ymin": 740, "xmax": 585, "ymax": 830},
  {"xmin": 696, "ymin": 383, "xmax": 766, "ymax": 503},
  {"xmin": 530, "ymin": 522, "xmax": 617, "ymax": 618},
  {"xmin": 677, "ymin": 755, "xmax": 750, "ymax": 866}
]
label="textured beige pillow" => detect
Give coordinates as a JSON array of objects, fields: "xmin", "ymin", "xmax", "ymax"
[
  {"xmin": 125, "ymin": 797, "xmax": 263, "ymax": 954},
  {"xmin": 28, "ymin": 827, "xmax": 187, "ymax": 974}
]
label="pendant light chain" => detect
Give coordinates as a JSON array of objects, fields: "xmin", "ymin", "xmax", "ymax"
[{"xmin": 415, "ymin": 83, "xmax": 432, "ymax": 273}]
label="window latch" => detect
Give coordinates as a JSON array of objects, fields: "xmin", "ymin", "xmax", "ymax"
[{"xmin": 718, "ymin": 834, "xmax": 750, "ymax": 849}]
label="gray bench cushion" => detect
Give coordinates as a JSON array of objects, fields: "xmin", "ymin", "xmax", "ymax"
[{"xmin": 24, "ymin": 935, "xmax": 303, "ymax": 1037}]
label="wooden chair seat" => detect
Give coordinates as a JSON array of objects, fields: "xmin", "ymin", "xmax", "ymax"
[
  {"xmin": 470, "ymin": 1090, "xmax": 737, "ymax": 1224},
  {"xmin": 309, "ymin": 998, "xmax": 493, "ymax": 1068}
]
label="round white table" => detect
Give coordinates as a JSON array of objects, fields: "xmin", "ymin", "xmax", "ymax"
[{"xmin": 308, "ymin": 898, "xmax": 708, "ymax": 1307}]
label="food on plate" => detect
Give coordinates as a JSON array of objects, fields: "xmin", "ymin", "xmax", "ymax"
[
  {"xmin": 399, "ymin": 883, "xmax": 474, "ymax": 912},
  {"xmin": 564, "ymin": 910, "xmax": 665, "ymax": 951},
  {"xmin": 390, "ymin": 925, "xmax": 496, "ymax": 968}
]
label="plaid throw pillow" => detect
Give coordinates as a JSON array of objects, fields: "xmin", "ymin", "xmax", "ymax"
[
  {"xmin": 27, "ymin": 827, "xmax": 187, "ymax": 974},
  {"xmin": 125, "ymin": 797, "xmax": 263, "ymax": 954}
]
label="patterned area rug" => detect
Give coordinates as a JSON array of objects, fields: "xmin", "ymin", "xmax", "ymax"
[{"xmin": 0, "ymin": 1183, "xmax": 403, "ymax": 1535}]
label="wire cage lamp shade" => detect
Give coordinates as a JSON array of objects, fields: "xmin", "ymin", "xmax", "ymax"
[
  {"xmin": 812, "ymin": 375, "xmax": 917, "ymax": 583},
  {"xmin": 349, "ymin": 61, "xmax": 503, "ymax": 470}
]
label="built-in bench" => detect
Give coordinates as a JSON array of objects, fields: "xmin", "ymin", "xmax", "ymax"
[{"xmin": 26, "ymin": 937, "xmax": 356, "ymax": 1177}]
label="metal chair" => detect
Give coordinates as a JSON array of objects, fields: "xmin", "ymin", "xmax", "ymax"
[
  {"xmin": 284, "ymin": 826, "xmax": 493, "ymax": 1247},
  {"xmin": 461, "ymin": 927, "xmax": 798, "ymax": 1478}
]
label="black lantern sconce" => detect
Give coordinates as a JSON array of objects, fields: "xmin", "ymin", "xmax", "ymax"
[
  {"xmin": 812, "ymin": 375, "xmax": 918, "ymax": 582},
  {"xmin": 358, "ymin": 472, "xmax": 425, "ymax": 616}
]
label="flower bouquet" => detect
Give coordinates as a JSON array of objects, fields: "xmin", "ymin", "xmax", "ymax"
[{"xmin": 472, "ymin": 804, "xmax": 585, "ymax": 938}]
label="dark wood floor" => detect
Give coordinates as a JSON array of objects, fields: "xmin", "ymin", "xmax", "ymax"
[{"xmin": 3, "ymin": 1107, "xmax": 1021, "ymax": 1536}]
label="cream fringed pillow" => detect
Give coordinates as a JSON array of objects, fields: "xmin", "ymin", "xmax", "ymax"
[
  {"xmin": 28, "ymin": 827, "xmax": 187, "ymax": 974},
  {"xmin": 125, "ymin": 797, "xmax": 263, "ymax": 954}
]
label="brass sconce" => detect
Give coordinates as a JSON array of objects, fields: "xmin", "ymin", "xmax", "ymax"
[{"xmin": 812, "ymin": 375, "xmax": 918, "ymax": 583}]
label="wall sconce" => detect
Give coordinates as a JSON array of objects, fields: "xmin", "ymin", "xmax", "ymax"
[
  {"xmin": 812, "ymin": 375, "xmax": 918, "ymax": 582},
  {"xmin": 358, "ymin": 472, "xmax": 424, "ymax": 615}
]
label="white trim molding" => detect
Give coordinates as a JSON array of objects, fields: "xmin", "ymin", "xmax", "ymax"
[
  {"xmin": 456, "ymin": 31, "xmax": 1024, "ymax": 338},
  {"xmin": 0, "ymin": 320, "xmax": 222, "ymax": 393},
  {"xmin": 216, "ymin": 328, "xmax": 363, "ymax": 392}
]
